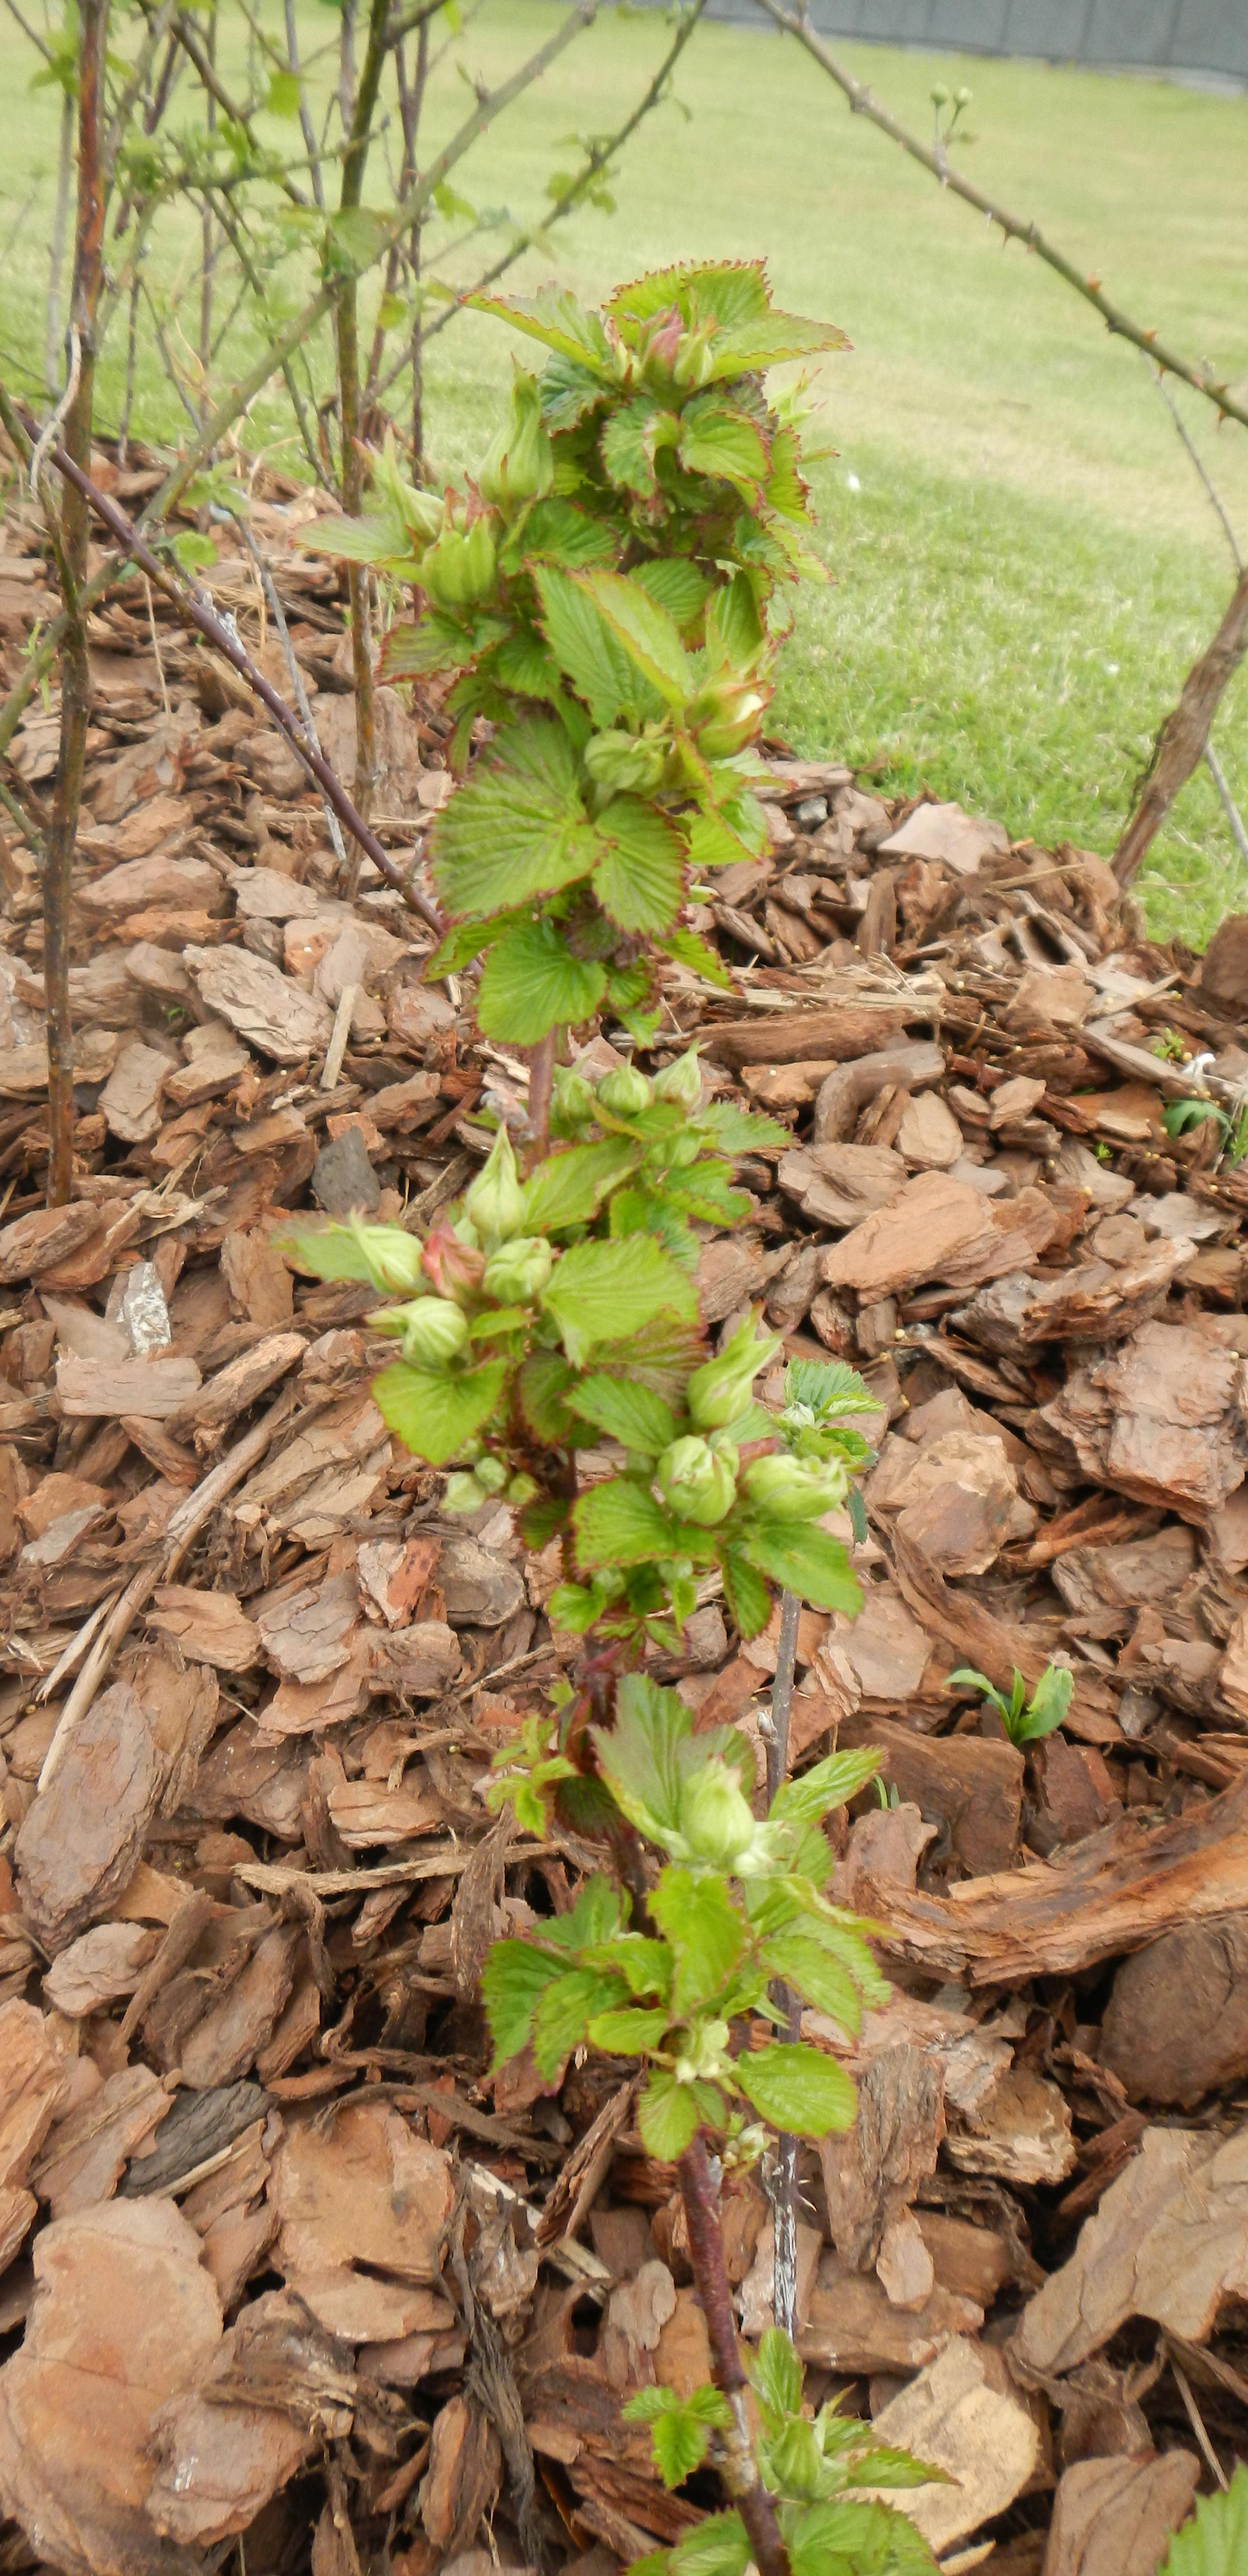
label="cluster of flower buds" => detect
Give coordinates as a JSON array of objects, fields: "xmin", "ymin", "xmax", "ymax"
[{"xmin": 443, "ymin": 1451, "xmax": 538, "ymax": 1517}]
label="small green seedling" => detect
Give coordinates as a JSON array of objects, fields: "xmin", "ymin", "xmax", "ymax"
[
  {"xmin": 1161, "ymin": 1095, "xmax": 1248, "ymax": 1167},
  {"xmin": 947, "ymin": 1661, "xmax": 1073, "ymax": 1747}
]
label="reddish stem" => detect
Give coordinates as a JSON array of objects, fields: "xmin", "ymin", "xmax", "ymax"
[{"xmin": 678, "ymin": 2133, "xmax": 791, "ymax": 2576}]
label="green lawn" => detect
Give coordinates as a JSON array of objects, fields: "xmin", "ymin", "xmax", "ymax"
[{"xmin": 1, "ymin": 2, "xmax": 1247, "ymax": 938}]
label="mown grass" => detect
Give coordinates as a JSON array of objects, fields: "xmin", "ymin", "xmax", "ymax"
[{"xmin": 1, "ymin": 1, "xmax": 1246, "ymax": 936}]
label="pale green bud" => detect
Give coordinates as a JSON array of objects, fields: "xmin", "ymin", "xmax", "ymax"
[
  {"xmin": 507, "ymin": 1471, "xmax": 539, "ymax": 1506},
  {"xmin": 443, "ymin": 1470, "xmax": 487, "ymax": 1514},
  {"xmin": 347, "ymin": 1215, "xmax": 427, "ymax": 1295},
  {"xmin": 597, "ymin": 1064, "xmax": 652, "ymax": 1118},
  {"xmin": 463, "ymin": 1126, "xmax": 525, "ymax": 1248},
  {"xmin": 476, "ymin": 368, "xmax": 554, "ymax": 513},
  {"xmin": 552, "ymin": 1067, "xmax": 597, "ymax": 1130},
  {"xmin": 679, "ymin": 1767, "xmax": 756, "ymax": 1868},
  {"xmin": 583, "ymin": 729, "xmax": 668, "ymax": 795},
  {"xmin": 655, "ymin": 1434, "xmax": 737, "ymax": 1528},
  {"xmin": 474, "ymin": 1453, "xmax": 509, "ymax": 1495},
  {"xmin": 686, "ymin": 1313, "xmax": 783, "ymax": 1432},
  {"xmin": 420, "ymin": 514, "xmax": 497, "ymax": 609},
  {"xmin": 395, "ymin": 1298, "xmax": 469, "ymax": 1366},
  {"xmin": 653, "ymin": 1048, "xmax": 702, "ymax": 1109},
  {"xmin": 482, "ymin": 1234, "xmax": 554, "ymax": 1304},
  {"xmin": 741, "ymin": 1452, "xmax": 849, "ymax": 1519}
]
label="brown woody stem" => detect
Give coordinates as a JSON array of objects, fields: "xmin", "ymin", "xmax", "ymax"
[
  {"xmin": 8, "ymin": 416, "xmax": 443, "ymax": 934},
  {"xmin": 755, "ymin": 0, "xmax": 1248, "ymax": 442},
  {"xmin": 1113, "ymin": 564, "xmax": 1248, "ymax": 885},
  {"xmin": 678, "ymin": 2133, "xmax": 791, "ymax": 2576},
  {"xmin": 44, "ymin": 0, "xmax": 107, "ymax": 1204}
]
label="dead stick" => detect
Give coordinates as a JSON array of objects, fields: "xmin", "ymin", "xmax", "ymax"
[
  {"xmin": 754, "ymin": 0, "xmax": 1248, "ymax": 442},
  {"xmin": 1113, "ymin": 564, "xmax": 1248, "ymax": 885},
  {"xmin": 38, "ymin": 1384, "xmax": 301, "ymax": 1787},
  {"xmin": 678, "ymin": 2132, "xmax": 791, "ymax": 2576},
  {"xmin": 12, "ymin": 413, "xmax": 443, "ymax": 934}
]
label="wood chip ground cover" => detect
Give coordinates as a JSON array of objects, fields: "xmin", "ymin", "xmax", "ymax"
[{"xmin": 0, "ymin": 442, "xmax": 1246, "ymax": 2574}]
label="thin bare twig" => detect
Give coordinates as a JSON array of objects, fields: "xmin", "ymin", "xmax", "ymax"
[
  {"xmin": 0, "ymin": 1, "xmax": 599, "ymax": 769},
  {"xmin": 753, "ymin": 0, "xmax": 1248, "ymax": 442},
  {"xmin": 8, "ymin": 411, "xmax": 442, "ymax": 929},
  {"xmin": 763, "ymin": 1588, "xmax": 802, "ymax": 2334}
]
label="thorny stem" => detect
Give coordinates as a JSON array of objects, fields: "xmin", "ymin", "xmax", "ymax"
[
  {"xmin": 45, "ymin": 0, "xmax": 107, "ymax": 1205},
  {"xmin": 764, "ymin": 1587, "xmax": 802, "ymax": 2336},
  {"xmin": 755, "ymin": 0, "xmax": 1248, "ymax": 443},
  {"xmin": 678, "ymin": 2134, "xmax": 791, "ymax": 2576}
]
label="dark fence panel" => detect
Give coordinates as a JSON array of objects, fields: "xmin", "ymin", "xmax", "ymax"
[{"xmin": 651, "ymin": 0, "xmax": 1248, "ymax": 81}]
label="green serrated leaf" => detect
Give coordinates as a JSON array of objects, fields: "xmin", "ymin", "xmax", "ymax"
[
  {"xmin": 720, "ymin": 1542, "xmax": 772, "ymax": 1641},
  {"xmin": 431, "ymin": 716, "xmax": 593, "ymax": 917},
  {"xmin": 651, "ymin": 1867, "xmax": 745, "ymax": 2016},
  {"xmin": 750, "ymin": 2327, "xmax": 804, "ymax": 2424},
  {"xmin": 593, "ymin": 795, "xmax": 686, "ymax": 934},
  {"xmin": 758, "ymin": 1932, "xmax": 868, "ymax": 2033},
  {"xmin": 480, "ymin": 1937, "xmax": 563, "ymax": 2070},
  {"xmin": 579, "ymin": 570, "xmax": 692, "ymax": 707},
  {"xmin": 667, "ymin": 2508, "xmax": 752, "ymax": 2576},
  {"xmin": 784, "ymin": 1358, "xmax": 879, "ymax": 1418},
  {"xmin": 587, "ymin": 2005, "xmax": 672, "ymax": 2056},
  {"xmin": 519, "ymin": 1136, "xmax": 639, "ymax": 1234},
  {"xmin": 521, "ymin": 494, "xmax": 620, "ymax": 567},
  {"xmin": 637, "ymin": 2068, "xmax": 700, "ymax": 2162},
  {"xmin": 741, "ymin": 1518, "xmax": 863, "ymax": 1617},
  {"xmin": 770, "ymin": 1748, "xmax": 882, "ymax": 1828},
  {"xmin": 371, "ymin": 1357, "xmax": 507, "ymax": 1467},
  {"xmin": 600, "ymin": 395, "xmax": 680, "ymax": 498},
  {"xmin": 608, "ymin": 258, "xmax": 771, "ymax": 335},
  {"xmin": 632, "ymin": 557, "xmax": 713, "ymax": 633},
  {"xmin": 532, "ymin": 1965, "xmax": 622, "ymax": 2081},
  {"xmin": 570, "ymin": 1477, "xmax": 676, "ymax": 1572},
  {"xmin": 660, "ymin": 925, "xmax": 734, "ymax": 991},
  {"xmin": 735, "ymin": 2041, "xmax": 857, "ymax": 2139},
  {"xmin": 678, "ymin": 395, "xmax": 770, "ymax": 496},
  {"xmin": 477, "ymin": 917, "xmax": 606, "ymax": 1045},
  {"xmin": 469, "ymin": 285, "xmax": 614, "ymax": 374},
  {"xmin": 568, "ymin": 1374, "xmax": 677, "ymax": 1455},
  {"xmin": 542, "ymin": 1235, "xmax": 697, "ymax": 1364},
  {"xmin": 533, "ymin": 561, "xmax": 651, "ymax": 724},
  {"xmin": 1161, "ymin": 2466, "xmax": 1248, "ymax": 2576},
  {"xmin": 783, "ymin": 2498, "xmax": 938, "ymax": 2576}
]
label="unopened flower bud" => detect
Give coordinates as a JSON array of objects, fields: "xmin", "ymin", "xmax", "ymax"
[
  {"xmin": 419, "ymin": 513, "xmax": 497, "ymax": 608},
  {"xmin": 741, "ymin": 1452, "xmax": 849, "ymax": 1519},
  {"xmin": 347, "ymin": 1215, "xmax": 427, "ymax": 1295},
  {"xmin": 679, "ymin": 1765, "xmax": 756, "ymax": 1868},
  {"xmin": 507, "ymin": 1471, "xmax": 539, "ymax": 1506},
  {"xmin": 584, "ymin": 729, "xmax": 668, "ymax": 795},
  {"xmin": 422, "ymin": 1218, "xmax": 486, "ymax": 1299},
  {"xmin": 474, "ymin": 1453, "xmax": 509, "ymax": 1495},
  {"xmin": 395, "ymin": 1298, "xmax": 469, "ymax": 1366},
  {"xmin": 463, "ymin": 1127, "xmax": 525, "ymax": 1248},
  {"xmin": 482, "ymin": 1234, "xmax": 554, "ymax": 1304},
  {"xmin": 476, "ymin": 368, "xmax": 554, "ymax": 513},
  {"xmin": 552, "ymin": 1066, "xmax": 597, "ymax": 1129},
  {"xmin": 655, "ymin": 1434, "xmax": 737, "ymax": 1527},
  {"xmin": 686, "ymin": 1313, "xmax": 782, "ymax": 1431},
  {"xmin": 597, "ymin": 1064, "xmax": 652, "ymax": 1118},
  {"xmin": 443, "ymin": 1470, "xmax": 486, "ymax": 1514},
  {"xmin": 653, "ymin": 1048, "xmax": 702, "ymax": 1109}
]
